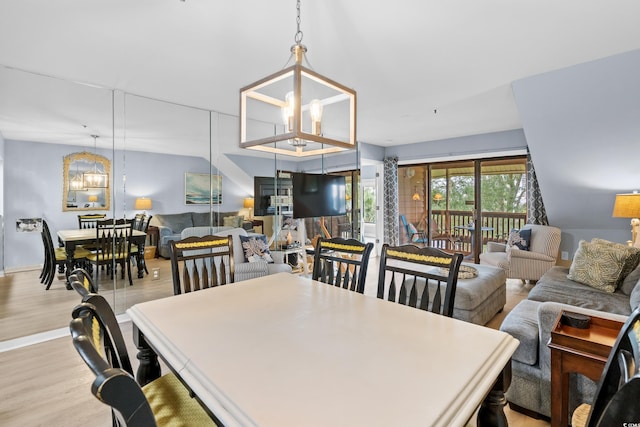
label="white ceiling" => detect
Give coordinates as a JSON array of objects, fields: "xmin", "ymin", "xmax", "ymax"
[{"xmin": 1, "ymin": 0, "xmax": 640, "ymax": 157}]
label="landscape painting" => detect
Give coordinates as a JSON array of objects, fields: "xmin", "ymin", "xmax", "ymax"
[{"xmin": 185, "ymin": 173, "xmax": 222, "ymax": 205}]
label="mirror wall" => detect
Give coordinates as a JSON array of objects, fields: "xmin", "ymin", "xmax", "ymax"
[{"xmin": 0, "ymin": 64, "xmax": 361, "ymax": 344}]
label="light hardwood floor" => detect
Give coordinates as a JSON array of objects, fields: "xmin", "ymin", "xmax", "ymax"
[{"xmin": 0, "ymin": 257, "xmax": 549, "ymax": 427}]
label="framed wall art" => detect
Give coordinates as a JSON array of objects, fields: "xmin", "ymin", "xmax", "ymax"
[{"xmin": 185, "ymin": 173, "xmax": 222, "ymax": 205}]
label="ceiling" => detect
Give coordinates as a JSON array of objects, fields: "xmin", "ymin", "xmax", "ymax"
[{"xmin": 1, "ymin": 0, "xmax": 640, "ymax": 158}]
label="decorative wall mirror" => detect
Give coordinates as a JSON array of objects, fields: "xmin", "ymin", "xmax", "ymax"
[{"xmin": 62, "ymin": 151, "xmax": 111, "ymax": 211}]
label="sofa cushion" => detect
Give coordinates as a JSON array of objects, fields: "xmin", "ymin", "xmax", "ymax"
[
  {"xmin": 507, "ymin": 228, "xmax": 531, "ymax": 251},
  {"xmin": 191, "ymin": 211, "xmax": 212, "ymax": 227},
  {"xmin": 567, "ymin": 240, "xmax": 628, "ymax": 293},
  {"xmin": 239, "ymin": 234, "xmax": 273, "ymax": 263},
  {"xmin": 630, "ymin": 279, "xmax": 640, "ymax": 311},
  {"xmin": 223, "ymin": 215, "xmax": 244, "ymax": 228},
  {"xmin": 213, "ymin": 227, "xmax": 249, "ymax": 265},
  {"xmin": 622, "ymin": 263, "xmax": 640, "ymax": 295},
  {"xmin": 529, "ymin": 266, "xmax": 632, "ymax": 315},
  {"xmin": 500, "ymin": 299, "xmax": 540, "ymax": 366},
  {"xmin": 591, "ymin": 238, "xmax": 640, "ymax": 289},
  {"xmin": 153, "ymin": 212, "xmax": 194, "ymax": 233}
]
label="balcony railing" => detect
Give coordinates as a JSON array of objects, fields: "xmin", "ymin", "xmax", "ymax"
[{"xmin": 423, "ymin": 210, "xmax": 527, "ymax": 254}]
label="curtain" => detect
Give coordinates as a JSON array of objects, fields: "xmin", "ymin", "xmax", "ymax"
[
  {"xmin": 527, "ymin": 150, "xmax": 549, "ymax": 225},
  {"xmin": 383, "ymin": 157, "xmax": 399, "ymax": 245}
]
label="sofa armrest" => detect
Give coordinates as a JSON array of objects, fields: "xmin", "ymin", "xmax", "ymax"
[
  {"xmin": 156, "ymin": 225, "xmax": 173, "ymax": 241},
  {"xmin": 537, "ymin": 302, "xmax": 628, "ymax": 377},
  {"xmin": 235, "ymin": 261, "xmax": 270, "ymax": 282},
  {"xmin": 508, "ymin": 248, "xmax": 555, "ymax": 262},
  {"xmin": 486, "ymin": 242, "xmax": 507, "ymax": 253}
]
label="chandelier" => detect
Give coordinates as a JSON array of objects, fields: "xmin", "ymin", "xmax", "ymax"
[
  {"xmin": 83, "ymin": 135, "xmax": 108, "ymax": 189},
  {"xmin": 239, "ymin": 0, "xmax": 356, "ymax": 157}
]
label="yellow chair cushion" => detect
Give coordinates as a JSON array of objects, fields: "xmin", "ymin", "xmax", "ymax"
[
  {"xmin": 142, "ymin": 373, "xmax": 216, "ymax": 426},
  {"xmin": 571, "ymin": 402, "xmax": 590, "ymax": 427},
  {"xmin": 54, "ymin": 246, "xmax": 92, "ymax": 262}
]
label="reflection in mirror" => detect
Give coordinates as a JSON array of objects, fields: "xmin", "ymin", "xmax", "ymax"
[{"xmin": 63, "ymin": 151, "xmax": 111, "ymax": 211}]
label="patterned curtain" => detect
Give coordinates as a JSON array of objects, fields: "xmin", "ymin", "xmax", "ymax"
[
  {"xmin": 527, "ymin": 150, "xmax": 549, "ymax": 225},
  {"xmin": 383, "ymin": 157, "xmax": 399, "ymax": 245}
]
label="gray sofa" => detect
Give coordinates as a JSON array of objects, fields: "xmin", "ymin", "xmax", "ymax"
[
  {"xmin": 501, "ymin": 264, "xmax": 640, "ymax": 418},
  {"xmin": 150, "ymin": 211, "xmax": 251, "ymax": 258}
]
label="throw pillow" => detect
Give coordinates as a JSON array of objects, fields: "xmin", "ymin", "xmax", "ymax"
[
  {"xmin": 223, "ymin": 215, "xmax": 243, "ymax": 228},
  {"xmin": 239, "ymin": 235, "xmax": 273, "ymax": 263},
  {"xmin": 567, "ymin": 240, "xmax": 629, "ymax": 293},
  {"xmin": 622, "ymin": 263, "xmax": 640, "ymax": 296},
  {"xmin": 506, "ymin": 228, "xmax": 531, "ymax": 251},
  {"xmin": 590, "ymin": 238, "xmax": 640, "ymax": 291},
  {"xmin": 282, "ymin": 215, "xmax": 297, "ymax": 230},
  {"xmin": 407, "ymin": 223, "xmax": 421, "ymax": 242}
]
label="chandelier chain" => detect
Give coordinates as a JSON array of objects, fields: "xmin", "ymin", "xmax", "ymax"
[{"xmin": 294, "ymin": 0, "xmax": 303, "ymax": 45}]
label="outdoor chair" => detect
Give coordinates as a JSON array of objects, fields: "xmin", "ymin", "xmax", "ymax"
[{"xmin": 400, "ymin": 214, "xmax": 428, "ymax": 246}]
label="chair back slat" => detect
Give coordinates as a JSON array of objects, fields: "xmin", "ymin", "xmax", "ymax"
[
  {"xmin": 170, "ymin": 235, "xmax": 234, "ymax": 295},
  {"xmin": 78, "ymin": 213, "xmax": 107, "ymax": 229},
  {"xmin": 377, "ymin": 244, "xmax": 463, "ymax": 317},
  {"xmin": 312, "ymin": 237, "xmax": 374, "ymax": 294}
]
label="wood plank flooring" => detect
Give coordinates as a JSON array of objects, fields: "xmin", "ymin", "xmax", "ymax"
[{"xmin": 0, "ymin": 257, "xmax": 549, "ymax": 427}]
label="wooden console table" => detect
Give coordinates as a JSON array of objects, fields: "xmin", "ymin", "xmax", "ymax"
[{"xmin": 548, "ymin": 311, "xmax": 623, "ymax": 427}]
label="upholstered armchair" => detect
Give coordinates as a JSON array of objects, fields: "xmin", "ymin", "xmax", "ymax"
[{"xmin": 479, "ymin": 224, "xmax": 561, "ymax": 282}]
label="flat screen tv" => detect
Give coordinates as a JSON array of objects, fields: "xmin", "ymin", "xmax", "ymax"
[{"xmin": 292, "ymin": 173, "xmax": 347, "ymax": 218}]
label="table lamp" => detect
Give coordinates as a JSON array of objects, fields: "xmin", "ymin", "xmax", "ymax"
[
  {"xmin": 244, "ymin": 197, "xmax": 255, "ymax": 219},
  {"xmin": 612, "ymin": 192, "xmax": 640, "ymax": 247},
  {"xmin": 135, "ymin": 197, "xmax": 153, "ymax": 214}
]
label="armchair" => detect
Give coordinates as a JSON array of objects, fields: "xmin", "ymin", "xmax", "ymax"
[{"xmin": 479, "ymin": 224, "xmax": 561, "ymax": 282}]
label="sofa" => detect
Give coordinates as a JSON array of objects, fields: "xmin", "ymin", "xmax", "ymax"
[
  {"xmin": 500, "ymin": 239, "xmax": 640, "ymax": 418},
  {"xmin": 180, "ymin": 227, "xmax": 292, "ymax": 282},
  {"xmin": 150, "ymin": 211, "xmax": 252, "ymax": 258}
]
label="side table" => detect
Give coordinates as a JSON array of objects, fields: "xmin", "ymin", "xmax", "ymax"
[
  {"xmin": 146, "ymin": 225, "xmax": 160, "ymax": 258},
  {"xmin": 251, "ymin": 219, "xmax": 264, "ymax": 234},
  {"xmin": 548, "ymin": 311, "xmax": 623, "ymax": 427}
]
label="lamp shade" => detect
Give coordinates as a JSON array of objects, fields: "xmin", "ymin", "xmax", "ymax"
[
  {"xmin": 87, "ymin": 195, "xmax": 98, "ymax": 202},
  {"xmin": 412, "ymin": 193, "xmax": 421, "ymax": 201},
  {"xmin": 243, "ymin": 197, "xmax": 255, "ymax": 209},
  {"xmin": 612, "ymin": 193, "xmax": 640, "ymax": 218},
  {"xmin": 134, "ymin": 197, "xmax": 153, "ymax": 210}
]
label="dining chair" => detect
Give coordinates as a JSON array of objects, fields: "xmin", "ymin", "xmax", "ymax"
[
  {"xmin": 399, "ymin": 214, "xmax": 428, "ymax": 246},
  {"xmin": 41, "ymin": 220, "xmax": 91, "ymax": 290},
  {"xmin": 69, "ymin": 295, "xmax": 216, "ymax": 427},
  {"xmin": 130, "ymin": 214, "xmax": 153, "ymax": 275},
  {"xmin": 377, "ymin": 244, "xmax": 463, "ymax": 317},
  {"xmin": 77, "ymin": 213, "xmax": 107, "ymax": 229},
  {"xmin": 169, "ymin": 235, "xmax": 235, "ymax": 295},
  {"xmin": 312, "ymin": 237, "xmax": 374, "ymax": 293},
  {"xmin": 571, "ymin": 306, "xmax": 640, "ymax": 427},
  {"xmin": 68, "ymin": 267, "xmax": 98, "ymax": 296},
  {"xmin": 86, "ymin": 220, "xmax": 133, "ymax": 287}
]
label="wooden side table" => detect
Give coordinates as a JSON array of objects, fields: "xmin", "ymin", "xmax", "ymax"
[
  {"xmin": 146, "ymin": 225, "xmax": 160, "ymax": 258},
  {"xmin": 251, "ymin": 219, "xmax": 264, "ymax": 234},
  {"xmin": 548, "ymin": 311, "xmax": 623, "ymax": 427}
]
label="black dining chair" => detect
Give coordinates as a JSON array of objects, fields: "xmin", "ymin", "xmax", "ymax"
[
  {"xmin": 571, "ymin": 306, "xmax": 640, "ymax": 427},
  {"xmin": 130, "ymin": 214, "xmax": 153, "ymax": 275},
  {"xmin": 40, "ymin": 220, "xmax": 91, "ymax": 290},
  {"xmin": 68, "ymin": 267, "xmax": 97, "ymax": 297},
  {"xmin": 377, "ymin": 244, "xmax": 463, "ymax": 317},
  {"xmin": 69, "ymin": 294, "xmax": 215, "ymax": 426},
  {"xmin": 169, "ymin": 235, "xmax": 235, "ymax": 295},
  {"xmin": 312, "ymin": 237, "xmax": 374, "ymax": 293},
  {"xmin": 86, "ymin": 220, "xmax": 133, "ymax": 287}
]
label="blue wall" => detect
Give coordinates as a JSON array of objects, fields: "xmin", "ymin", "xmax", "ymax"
[{"xmin": 4, "ymin": 139, "xmax": 246, "ymax": 270}]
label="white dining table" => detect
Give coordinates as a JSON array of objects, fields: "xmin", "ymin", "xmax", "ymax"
[{"xmin": 127, "ymin": 272, "xmax": 518, "ymax": 427}]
